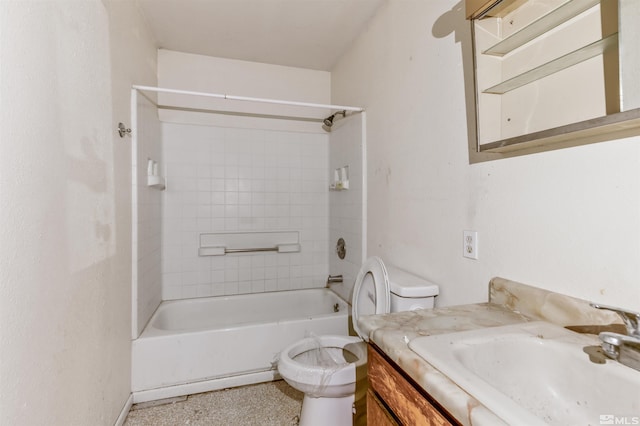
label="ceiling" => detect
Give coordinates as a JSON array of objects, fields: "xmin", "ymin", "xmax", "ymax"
[{"xmin": 136, "ymin": 0, "xmax": 386, "ymax": 71}]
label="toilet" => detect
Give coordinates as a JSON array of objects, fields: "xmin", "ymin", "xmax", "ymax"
[{"xmin": 278, "ymin": 257, "xmax": 439, "ymax": 426}]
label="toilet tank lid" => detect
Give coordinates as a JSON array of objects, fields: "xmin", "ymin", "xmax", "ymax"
[{"xmin": 386, "ymin": 266, "xmax": 439, "ymax": 298}]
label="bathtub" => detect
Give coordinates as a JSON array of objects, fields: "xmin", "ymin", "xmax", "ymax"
[{"xmin": 132, "ymin": 288, "xmax": 349, "ymax": 403}]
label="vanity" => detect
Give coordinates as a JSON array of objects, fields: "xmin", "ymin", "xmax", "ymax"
[
  {"xmin": 367, "ymin": 342, "xmax": 457, "ymax": 425},
  {"xmin": 360, "ymin": 277, "xmax": 639, "ymax": 425}
]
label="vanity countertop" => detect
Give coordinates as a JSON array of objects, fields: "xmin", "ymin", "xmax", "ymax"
[{"xmin": 358, "ymin": 277, "xmax": 623, "ymax": 426}]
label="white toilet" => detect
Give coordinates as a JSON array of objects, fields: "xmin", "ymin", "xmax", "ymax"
[{"xmin": 278, "ymin": 257, "xmax": 439, "ymax": 426}]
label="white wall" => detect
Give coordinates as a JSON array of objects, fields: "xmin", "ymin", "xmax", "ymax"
[
  {"xmin": 158, "ymin": 49, "xmax": 332, "ymax": 133},
  {"xmin": 0, "ymin": 1, "xmax": 157, "ymax": 424},
  {"xmin": 331, "ymin": 0, "xmax": 640, "ymax": 311},
  {"xmin": 161, "ymin": 123, "xmax": 329, "ymax": 299}
]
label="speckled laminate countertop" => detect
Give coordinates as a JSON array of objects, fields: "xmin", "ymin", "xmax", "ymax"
[{"xmin": 357, "ymin": 277, "xmax": 622, "ymax": 426}]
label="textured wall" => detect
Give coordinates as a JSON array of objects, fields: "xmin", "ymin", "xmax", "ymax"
[
  {"xmin": 331, "ymin": 0, "xmax": 640, "ymax": 310},
  {"xmin": 0, "ymin": 1, "xmax": 157, "ymax": 424}
]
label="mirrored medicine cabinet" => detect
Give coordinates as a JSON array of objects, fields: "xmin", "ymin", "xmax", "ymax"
[{"xmin": 466, "ymin": 0, "xmax": 640, "ymax": 154}]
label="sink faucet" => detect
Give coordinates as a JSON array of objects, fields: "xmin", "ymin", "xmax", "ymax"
[{"xmin": 590, "ymin": 303, "xmax": 640, "ymax": 371}]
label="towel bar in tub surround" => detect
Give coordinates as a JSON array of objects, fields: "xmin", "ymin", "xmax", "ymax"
[
  {"xmin": 198, "ymin": 231, "xmax": 301, "ymax": 256},
  {"xmin": 198, "ymin": 244, "xmax": 301, "ymax": 256}
]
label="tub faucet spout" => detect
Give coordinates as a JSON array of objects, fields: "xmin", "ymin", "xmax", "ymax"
[{"xmin": 326, "ymin": 275, "xmax": 343, "ymax": 286}]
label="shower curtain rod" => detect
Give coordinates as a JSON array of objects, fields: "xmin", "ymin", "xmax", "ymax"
[{"xmin": 132, "ymin": 85, "xmax": 364, "ymax": 112}]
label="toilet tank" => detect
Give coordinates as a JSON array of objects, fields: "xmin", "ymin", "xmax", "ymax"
[{"xmin": 386, "ymin": 265, "xmax": 439, "ymax": 312}]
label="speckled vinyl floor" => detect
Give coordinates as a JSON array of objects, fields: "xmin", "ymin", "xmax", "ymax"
[{"xmin": 124, "ymin": 381, "xmax": 303, "ymax": 426}]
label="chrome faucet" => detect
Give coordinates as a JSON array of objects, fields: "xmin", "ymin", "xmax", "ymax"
[
  {"xmin": 590, "ymin": 303, "xmax": 640, "ymax": 371},
  {"xmin": 326, "ymin": 274, "xmax": 343, "ymax": 286}
]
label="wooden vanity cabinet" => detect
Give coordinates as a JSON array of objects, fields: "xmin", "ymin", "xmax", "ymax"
[{"xmin": 367, "ymin": 343, "xmax": 459, "ymax": 426}]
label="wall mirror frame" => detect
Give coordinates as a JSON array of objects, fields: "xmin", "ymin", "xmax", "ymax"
[{"xmin": 466, "ymin": 0, "xmax": 640, "ymax": 156}]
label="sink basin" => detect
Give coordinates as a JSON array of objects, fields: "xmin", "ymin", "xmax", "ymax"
[{"xmin": 409, "ymin": 321, "xmax": 640, "ymax": 425}]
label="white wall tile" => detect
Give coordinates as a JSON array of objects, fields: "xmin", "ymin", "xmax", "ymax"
[
  {"xmin": 328, "ymin": 115, "xmax": 365, "ymax": 302},
  {"xmin": 134, "ymin": 95, "xmax": 163, "ymax": 336},
  {"xmin": 161, "ymin": 123, "xmax": 329, "ymax": 299}
]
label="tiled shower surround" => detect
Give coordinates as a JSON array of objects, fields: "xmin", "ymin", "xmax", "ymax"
[
  {"xmin": 161, "ymin": 123, "xmax": 329, "ymax": 300},
  {"xmin": 133, "ymin": 94, "xmax": 162, "ymax": 337}
]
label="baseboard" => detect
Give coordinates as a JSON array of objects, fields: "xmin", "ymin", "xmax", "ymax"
[
  {"xmin": 114, "ymin": 393, "xmax": 133, "ymax": 426},
  {"xmin": 132, "ymin": 370, "xmax": 280, "ymax": 404}
]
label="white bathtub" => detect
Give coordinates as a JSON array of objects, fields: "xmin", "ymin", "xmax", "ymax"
[{"xmin": 132, "ymin": 288, "xmax": 349, "ymax": 402}]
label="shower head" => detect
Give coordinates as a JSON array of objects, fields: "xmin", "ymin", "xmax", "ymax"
[{"xmin": 322, "ymin": 110, "xmax": 347, "ymax": 132}]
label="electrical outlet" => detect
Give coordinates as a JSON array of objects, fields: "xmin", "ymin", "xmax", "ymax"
[{"xmin": 463, "ymin": 230, "xmax": 478, "ymax": 260}]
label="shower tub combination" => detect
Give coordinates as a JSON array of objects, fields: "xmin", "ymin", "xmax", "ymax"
[{"xmin": 132, "ymin": 288, "xmax": 349, "ymax": 402}]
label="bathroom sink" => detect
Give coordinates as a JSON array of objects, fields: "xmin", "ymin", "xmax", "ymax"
[{"xmin": 409, "ymin": 321, "xmax": 640, "ymax": 426}]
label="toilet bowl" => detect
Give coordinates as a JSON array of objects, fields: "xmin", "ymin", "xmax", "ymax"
[
  {"xmin": 278, "ymin": 335, "xmax": 367, "ymax": 425},
  {"xmin": 277, "ymin": 257, "xmax": 439, "ymax": 426}
]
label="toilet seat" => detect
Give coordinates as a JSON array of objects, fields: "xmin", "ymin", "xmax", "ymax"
[
  {"xmin": 351, "ymin": 257, "xmax": 390, "ymax": 341},
  {"xmin": 278, "ymin": 335, "xmax": 365, "ymax": 396}
]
